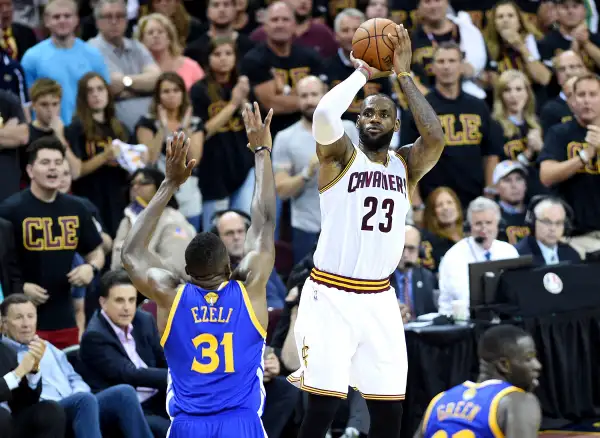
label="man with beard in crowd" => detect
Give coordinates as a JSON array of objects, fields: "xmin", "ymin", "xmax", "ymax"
[{"xmin": 272, "ymin": 75, "xmax": 358, "ymax": 263}]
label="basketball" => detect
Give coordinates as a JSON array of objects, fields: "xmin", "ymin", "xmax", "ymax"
[{"xmin": 351, "ymin": 18, "xmax": 397, "ymax": 72}]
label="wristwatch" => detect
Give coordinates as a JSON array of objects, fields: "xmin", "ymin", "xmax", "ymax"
[
  {"xmin": 122, "ymin": 75, "xmax": 133, "ymax": 88},
  {"xmin": 578, "ymin": 149, "xmax": 590, "ymax": 165}
]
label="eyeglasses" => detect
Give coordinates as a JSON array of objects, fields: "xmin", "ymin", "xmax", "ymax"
[
  {"xmin": 537, "ymin": 219, "xmax": 566, "ymax": 227},
  {"xmin": 100, "ymin": 13, "xmax": 126, "ymax": 21}
]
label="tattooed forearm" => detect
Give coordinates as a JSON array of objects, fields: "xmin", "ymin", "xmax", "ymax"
[{"xmin": 398, "ymin": 76, "xmax": 445, "ymax": 181}]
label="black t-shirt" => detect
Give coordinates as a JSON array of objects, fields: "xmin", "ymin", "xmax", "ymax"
[
  {"xmin": 539, "ymin": 29, "xmax": 600, "ymax": 74},
  {"xmin": 419, "ymin": 229, "xmax": 455, "ymax": 273},
  {"xmin": 540, "ymin": 96, "xmax": 573, "ymax": 136},
  {"xmin": 497, "ymin": 208, "xmax": 530, "ymax": 244},
  {"xmin": 538, "ymin": 120, "xmax": 600, "ymax": 234},
  {"xmin": 0, "ymin": 90, "xmax": 26, "ymax": 203},
  {"xmin": 240, "ymin": 43, "xmax": 325, "ymax": 135},
  {"xmin": 190, "ymin": 80, "xmax": 254, "ymax": 200},
  {"xmin": 185, "ymin": 32, "xmax": 255, "ymax": 69},
  {"xmin": 66, "ymin": 117, "xmax": 130, "ymax": 237},
  {"xmin": 324, "ymin": 53, "xmax": 393, "ymax": 123},
  {"xmin": 400, "ymin": 88, "xmax": 503, "ymax": 207},
  {"xmin": 390, "ymin": 0, "xmax": 420, "ymax": 33},
  {"xmin": 496, "ymin": 121, "xmax": 550, "ymax": 199},
  {"xmin": 411, "ymin": 25, "xmax": 460, "ymax": 88},
  {"xmin": 447, "ymin": 0, "xmax": 497, "ymax": 30},
  {"xmin": 0, "ymin": 190, "xmax": 102, "ymax": 330}
]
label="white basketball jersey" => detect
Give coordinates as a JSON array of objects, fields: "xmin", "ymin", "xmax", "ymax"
[{"xmin": 313, "ymin": 147, "xmax": 411, "ymax": 281}]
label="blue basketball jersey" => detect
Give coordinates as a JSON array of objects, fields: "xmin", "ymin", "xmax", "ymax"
[
  {"xmin": 161, "ymin": 280, "xmax": 267, "ymax": 418},
  {"xmin": 422, "ymin": 380, "xmax": 523, "ymax": 438}
]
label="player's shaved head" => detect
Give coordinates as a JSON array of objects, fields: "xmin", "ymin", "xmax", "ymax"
[{"xmin": 185, "ymin": 232, "xmax": 231, "ymax": 280}]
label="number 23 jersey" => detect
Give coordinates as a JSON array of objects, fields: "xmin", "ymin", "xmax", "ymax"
[
  {"xmin": 161, "ymin": 281, "xmax": 266, "ymax": 418},
  {"xmin": 313, "ymin": 147, "xmax": 411, "ymax": 281}
]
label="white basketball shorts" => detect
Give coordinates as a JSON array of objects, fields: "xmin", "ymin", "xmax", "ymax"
[{"xmin": 287, "ymin": 268, "xmax": 408, "ymax": 400}]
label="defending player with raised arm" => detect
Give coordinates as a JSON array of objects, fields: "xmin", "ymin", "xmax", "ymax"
[
  {"xmin": 414, "ymin": 325, "xmax": 542, "ymax": 438},
  {"xmin": 120, "ymin": 102, "xmax": 276, "ymax": 338},
  {"xmin": 312, "ymin": 24, "xmax": 445, "ymax": 197}
]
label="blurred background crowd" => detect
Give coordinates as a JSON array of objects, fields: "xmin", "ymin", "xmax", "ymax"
[{"xmin": 0, "ymin": 0, "xmax": 599, "ymax": 436}]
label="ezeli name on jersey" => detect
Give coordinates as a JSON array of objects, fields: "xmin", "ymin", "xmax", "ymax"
[{"xmin": 347, "ymin": 170, "xmax": 408, "ymax": 198}]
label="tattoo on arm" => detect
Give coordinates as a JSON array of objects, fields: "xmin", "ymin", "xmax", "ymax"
[{"xmin": 398, "ymin": 76, "xmax": 445, "ymax": 183}]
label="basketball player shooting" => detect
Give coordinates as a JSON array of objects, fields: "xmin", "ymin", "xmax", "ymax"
[
  {"xmin": 287, "ymin": 24, "xmax": 445, "ymax": 438},
  {"xmin": 121, "ymin": 104, "xmax": 277, "ymax": 438}
]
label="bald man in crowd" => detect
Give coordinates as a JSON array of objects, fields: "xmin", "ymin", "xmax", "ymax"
[
  {"xmin": 540, "ymin": 50, "xmax": 587, "ymax": 134},
  {"xmin": 272, "ymin": 75, "xmax": 359, "ymax": 263},
  {"xmin": 240, "ymin": 1, "xmax": 325, "ymax": 136},
  {"xmin": 391, "ymin": 225, "xmax": 438, "ymax": 323}
]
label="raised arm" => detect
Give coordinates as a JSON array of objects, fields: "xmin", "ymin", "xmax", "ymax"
[
  {"xmin": 121, "ymin": 132, "xmax": 196, "ymax": 309},
  {"xmin": 232, "ymin": 102, "xmax": 277, "ymax": 301},
  {"xmin": 391, "ymin": 25, "xmax": 445, "ymax": 196}
]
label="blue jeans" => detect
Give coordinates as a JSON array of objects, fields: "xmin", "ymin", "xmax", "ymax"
[
  {"xmin": 292, "ymin": 227, "xmax": 319, "ymax": 264},
  {"xmin": 59, "ymin": 384, "xmax": 153, "ymax": 438},
  {"xmin": 202, "ymin": 168, "xmax": 255, "ymax": 232}
]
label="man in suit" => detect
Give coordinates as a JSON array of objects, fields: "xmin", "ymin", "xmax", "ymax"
[
  {"xmin": 0, "ymin": 334, "xmax": 65, "ymax": 438},
  {"xmin": 391, "ymin": 225, "xmax": 438, "ymax": 322},
  {"xmin": 79, "ymin": 270, "xmax": 170, "ymax": 437},
  {"xmin": 515, "ymin": 198, "xmax": 581, "ymax": 266},
  {"xmin": 0, "ymin": 217, "xmax": 21, "ymax": 300}
]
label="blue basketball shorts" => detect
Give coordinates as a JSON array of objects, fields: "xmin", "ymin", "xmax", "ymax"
[{"xmin": 168, "ymin": 412, "xmax": 266, "ymax": 438}]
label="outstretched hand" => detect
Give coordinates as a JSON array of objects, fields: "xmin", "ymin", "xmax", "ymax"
[
  {"xmin": 349, "ymin": 51, "xmax": 392, "ymax": 80},
  {"xmin": 388, "ymin": 24, "xmax": 412, "ymax": 75},
  {"xmin": 242, "ymin": 101, "xmax": 274, "ymax": 152},
  {"xmin": 165, "ymin": 131, "xmax": 196, "ymax": 187}
]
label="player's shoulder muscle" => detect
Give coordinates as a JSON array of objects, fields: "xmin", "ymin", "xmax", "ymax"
[{"xmin": 498, "ymin": 391, "xmax": 541, "ymax": 438}]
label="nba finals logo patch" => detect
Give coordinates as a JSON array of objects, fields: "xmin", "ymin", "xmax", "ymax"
[
  {"xmin": 205, "ymin": 292, "xmax": 219, "ymax": 306},
  {"xmin": 462, "ymin": 388, "xmax": 476, "ymax": 400}
]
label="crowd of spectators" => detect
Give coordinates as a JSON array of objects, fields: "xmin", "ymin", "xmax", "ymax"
[{"xmin": 0, "ymin": 0, "xmax": 599, "ymax": 436}]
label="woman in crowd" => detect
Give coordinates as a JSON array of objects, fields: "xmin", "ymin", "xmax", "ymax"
[
  {"xmin": 111, "ymin": 167, "xmax": 195, "ymax": 279},
  {"xmin": 136, "ymin": 13, "xmax": 204, "ymax": 91},
  {"xmin": 485, "ymin": 0, "xmax": 551, "ymax": 92},
  {"xmin": 190, "ymin": 37, "xmax": 255, "ymax": 232},
  {"xmin": 492, "ymin": 69, "xmax": 548, "ymax": 197},
  {"xmin": 136, "ymin": 71, "xmax": 204, "ymax": 230},
  {"xmin": 420, "ymin": 187, "xmax": 465, "ymax": 273},
  {"xmin": 66, "ymin": 72, "xmax": 131, "ymax": 237},
  {"xmin": 138, "ymin": 0, "xmax": 202, "ymax": 45}
]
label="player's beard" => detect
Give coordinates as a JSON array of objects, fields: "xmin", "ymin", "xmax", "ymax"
[{"xmin": 359, "ymin": 128, "xmax": 394, "ymax": 151}]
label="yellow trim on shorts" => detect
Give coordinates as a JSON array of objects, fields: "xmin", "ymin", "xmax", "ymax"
[
  {"xmin": 421, "ymin": 391, "xmax": 446, "ymax": 433},
  {"xmin": 318, "ymin": 149, "xmax": 357, "ymax": 194},
  {"xmin": 310, "ymin": 268, "xmax": 391, "ymax": 292},
  {"xmin": 159, "ymin": 284, "xmax": 185, "ymax": 347},
  {"xmin": 287, "ymin": 374, "xmax": 348, "ymax": 399},
  {"xmin": 238, "ymin": 281, "xmax": 267, "ymax": 339},
  {"xmin": 358, "ymin": 391, "xmax": 406, "ymax": 401},
  {"xmin": 489, "ymin": 386, "xmax": 523, "ymax": 438}
]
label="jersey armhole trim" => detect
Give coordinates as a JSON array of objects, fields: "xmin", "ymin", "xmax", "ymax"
[
  {"xmin": 160, "ymin": 284, "xmax": 185, "ymax": 347},
  {"xmin": 318, "ymin": 148, "xmax": 357, "ymax": 194},
  {"xmin": 237, "ymin": 281, "xmax": 267, "ymax": 339},
  {"xmin": 422, "ymin": 391, "xmax": 445, "ymax": 433},
  {"xmin": 489, "ymin": 386, "xmax": 524, "ymax": 438},
  {"xmin": 394, "ymin": 151, "xmax": 409, "ymax": 180}
]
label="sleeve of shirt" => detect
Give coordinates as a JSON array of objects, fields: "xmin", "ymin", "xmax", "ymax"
[
  {"xmin": 138, "ymin": 42, "xmax": 157, "ymax": 69},
  {"xmin": 20, "ymin": 50, "xmax": 36, "ymax": 91},
  {"xmin": 90, "ymin": 45, "xmax": 111, "ymax": 83},
  {"xmin": 54, "ymin": 345, "xmax": 90, "ymax": 394},
  {"xmin": 538, "ymin": 125, "xmax": 567, "ymax": 163},
  {"xmin": 240, "ymin": 52, "xmax": 272, "ymax": 86},
  {"xmin": 437, "ymin": 244, "xmax": 469, "ymax": 315},
  {"xmin": 190, "ymin": 82, "xmax": 210, "ymax": 121},
  {"xmin": 482, "ymin": 118, "xmax": 504, "ymax": 157},
  {"xmin": 65, "ymin": 119, "xmax": 85, "ymax": 159},
  {"xmin": 3, "ymin": 371, "xmax": 19, "ymax": 390},
  {"xmin": 0, "ymin": 90, "xmax": 26, "ymax": 122},
  {"xmin": 76, "ymin": 203, "xmax": 103, "ymax": 256}
]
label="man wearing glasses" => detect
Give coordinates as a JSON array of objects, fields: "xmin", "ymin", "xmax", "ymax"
[
  {"xmin": 88, "ymin": 0, "xmax": 160, "ymax": 132},
  {"xmin": 515, "ymin": 197, "xmax": 581, "ymax": 266}
]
